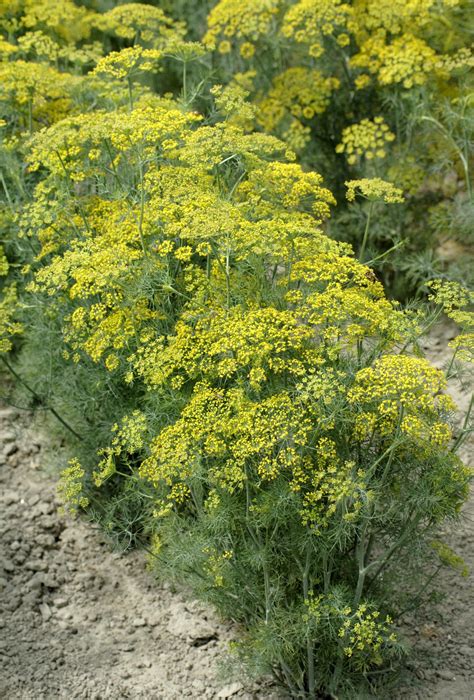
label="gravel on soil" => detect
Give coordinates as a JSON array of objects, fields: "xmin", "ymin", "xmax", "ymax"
[{"xmin": 0, "ymin": 402, "xmax": 280, "ymax": 700}]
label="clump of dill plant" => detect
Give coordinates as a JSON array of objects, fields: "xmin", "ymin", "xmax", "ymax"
[
  {"xmin": 0, "ymin": 2, "xmax": 472, "ymax": 698},
  {"xmin": 205, "ymin": 0, "xmax": 474, "ymax": 298}
]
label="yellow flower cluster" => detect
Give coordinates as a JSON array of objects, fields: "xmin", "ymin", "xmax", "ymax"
[
  {"xmin": 428, "ymin": 281, "xmax": 474, "ymax": 363},
  {"xmin": 204, "ymin": 0, "xmax": 281, "ymax": 50},
  {"xmin": 281, "ymin": 0, "xmax": 352, "ymax": 57},
  {"xmin": 305, "ymin": 595, "xmax": 397, "ymax": 666},
  {"xmin": 338, "ymin": 604, "xmax": 396, "ymax": 666},
  {"xmin": 203, "ymin": 547, "xmax": 233, "ymax": 587},
  {"xmin": 428, "ymin": 279, "xmax": 472, "ymax": 315},
  {"xmin": 0, "ymin": 242, "xmax": 8, "ymax": 277},
  {"xmin": 345, "ymin": 178, "xmax": 404, "ymax": 203},
  {"xmin": 210, "ymin": 82, "xmax": 256, "ymax": 128},
  {"xmin": 15, "ymin": 29, "xmax": 103, "ymax": 67},
  {"xmin": 0, "ymin": 60, "xmax": 79, "ymax": 127},
  {"xmin": 139, "ymin": 383, "xmax": 312, "ymax": 515},
  {"xmin": 96, "ymin": 2, "xmax": 185, "ymax": 47},
  {"xmin": 351, "ymin": 0, "xmax": 438, "ymax": 35},
  {"xmin": 349, "ymin": 355, "xmax": 455, "ymax": 446},
  {"xmin": 27, "ymin": 100, "xmax": 199, "ymax": 180},
  {"xmin": 130, "ymin": 305, "xmax": 320, "ymax": 389},
  {"xmin": 94, "ymin": 411, "xmax": 148, "ymax": 486},
  {"xmin": 431, "ymin": 540, "xmax": 469, "ymax": 577},
  {"xmin": 291, "ymin": 438, "xmax": 368, "ymax": 528},
  {"xmin": 352, "ymin": 34, "xmax": 439, "ymax": 89},
  {"xmin": 58, "ymin": 458, "xmax": 89, "ymax": 514},
  {"xmin": 0, "ymin": 283, "xmax": 22, "ymax": 352},
  {"xmin": 20, "ymin": 0, "xmax": 96, "ymax": 44},
  {"xmin": 28, "ymin": 199, "xmax": 159, "ymax": 362},
  {"xmin": 0, "ymin": 37, "xmax": 16, "ymax": 57},
  {"xmin": 238, "ymin": 161, "xmax": 336, "ymax": 222},
  {"xmin": 92, "ymin": 47, "xmax": 162, "ymax": 80},
  {"xmin": 257, "ymin": 68, "xmax": 340, "ymax": 138},
  {"xmin": 438, "ymin": 47, "xmax": 474, "ymax": 74},
  {"xmin": 336, "ymin": 117, "xmax": 395, "ymax": 164}
]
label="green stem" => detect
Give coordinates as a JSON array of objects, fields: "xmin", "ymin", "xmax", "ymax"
[
  {"xmin": 445, "ymin": 345, "xmax": 459, "ymax": 379},
  {"xmin": 359, "ymin": 201, "xmax": 374, "ymax": 262},
  {"xmin": 451, "ymin": 392, "xmax": 473, "ymax": 453},
  {"xmin": 54, "ymin": 149, "xmax": 90, "ymax": 232},
  {"xmin": 0, "ymin": 170, "xmax": 13, "ymax": 207},
  {"xmin": 182, "ymin": 60, "xmax": 187, "ymax": 104},
  {"xmin": 225, "ymin": 247, "xmax": 231, "ymax": 310},
  {"xmin": 103, "ymin": 138, "xmax": 123, "ymax": 189},
  {"xmin": 302, "ymin": 543, "xmax": 315, "ymax": 697},
  {"xmin": 398, "ymin": 565, "xmax": 443, "ymax": 618},
  {"xmin": 137, "ymin": 161, "xmax": 148, "ymax": 258},
  {"xmin": 28, "ymin": 97, "xmax": 33, "ymax": 135},
  {"xmin": 366, "ymin": 508, "xmax": 419, "ymax": 587},
  {"xmin": 420, "ymin": 116, "xmax": 472, "ymax": 201},
  {"xmin": 322, "ymin": 548, "xmax": 332, "ymax": 594},
  {"xmin": 365, "ymin": 239, "xmax": 404, "ymax": 266},
  {"xmin": 127, "ymin": 77, "xmax": 134, "ymax": 111},
  {"xmin": 353, "ymin": 519, "xmax": 371, "ymax": 609},
  {"xmin": 399, "ymin": 305, "xmax": 443, "ymax": 354},
  {"xmin": 379, "ymin": 406, "xmax": 404, "ymax": 484},
  {"xmin": 1, "ymin": 356, "xmax": 83, "ymax": 441}
]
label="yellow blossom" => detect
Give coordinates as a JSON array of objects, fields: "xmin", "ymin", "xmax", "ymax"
[{"xmin": 345, "ymin": 178, "xmax": 404, "ymax": 203}]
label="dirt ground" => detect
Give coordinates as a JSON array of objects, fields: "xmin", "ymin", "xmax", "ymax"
[
  {"xmin": 392, "ymin": 324, "xmax": 474, "ymax": 700},
  {"xmin": 0, "ymin": 324, "xmax": 472, "ymax": 699}
]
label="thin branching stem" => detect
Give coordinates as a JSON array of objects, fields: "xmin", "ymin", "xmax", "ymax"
[{"xmin": 1, "ymin": 356, "xmax": 83, "ymax": 440}]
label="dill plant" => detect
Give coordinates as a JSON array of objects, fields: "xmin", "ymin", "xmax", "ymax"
[
  {"xmin": 16, "ymin": 85, "xmax": 472, "ymax": 698},
  {"xmin": 0, "ymin": 2, "xmax": 472, "ymax": 698},
  {"xmin": 205, "ymin": 0, "xmax": 474, "ymax": 296}
]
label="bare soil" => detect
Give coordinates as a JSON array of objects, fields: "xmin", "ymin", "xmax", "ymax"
[
  {"xmin": 0, "ymin": 406, "xmax": 274, "ymax": 700},
  {"xmin": 0, "ymin": 323, "xmax": 472, "ymax": 699},
  {"xmin": 393, "ymin": 324, "xmax": 474, "ymax": 700}
]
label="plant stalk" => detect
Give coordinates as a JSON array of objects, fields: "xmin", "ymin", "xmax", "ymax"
[{"xmin": 1, "ymin": 356, "xmax": 83, "ymax": 440}]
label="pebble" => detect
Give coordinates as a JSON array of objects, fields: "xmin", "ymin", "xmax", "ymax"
[
  {"xmin": 25, "ymin": 572, "xmax": 45, "ymax": 590},
  {"xmin": 132, "ymin": 617, "xmax": 146, "ymax": 627},
  {"xmin": 4, "ymin": 443, "xmax": 18, "ymax": 457},
  {"xmin": 1, "ymin": 558, "xmax": 15, "ymax": 573},
  {"xmin": 35, "ymin": 534, "xmax": 56, "ymax": 548},
  {"xmin": 43, "ymin": 575, "xmax": 59, "ymax": 589},
  {"xmin": 39, "ymin": 603, "xmax": 52, "ymax": 622},
  {"xmin": 217, "ymin": 682, "xmax": 244, "ymax": 698},
  {"xmin": 3, "ymin": 493, "xmax": 19, "ymax": 505},
  {"xmin": 13, "ymin": 553, "xmax": 27, "ymax": 566},
  {"xmin": 436, "ymin": 669, "xmax": 455, "ymax": 681},
  {"xmin": 167, "ymin": 605, "xmax": 218, "ymax": 644},
  {"xmin": 3, "ymin": 597, "xmax": 20, "ymax": 612},
  {"xmin": 25, "ymin": 560, "xmax": 48, "ymax": 572},
  {"xmin": 459, "ymin": 645, "xmax": 474, "ymax": 657},
  {"xmin": 22, "ymin": 590, "xmax": 42, "ymax": 606}
]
